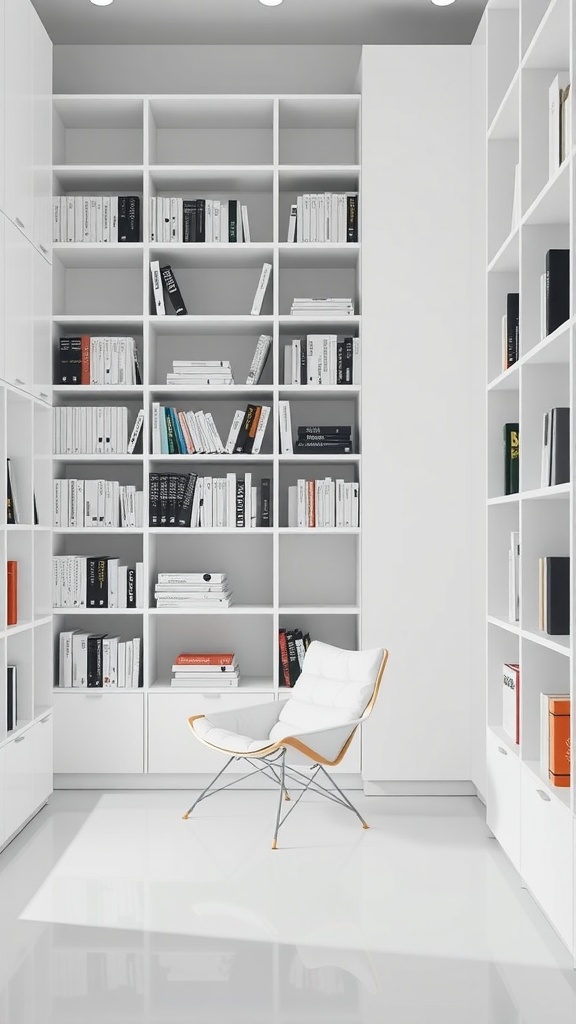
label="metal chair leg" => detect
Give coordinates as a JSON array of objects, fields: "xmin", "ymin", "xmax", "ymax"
[
  {"xmin": 317, "ymin": 765, "xmax": 370, "ymax": 828},
  {"xmin": 181, "ymin": 755, "xmax": 236, "ymax": 819},
  {"xmin": 271, "ymin": 750, "xmax": 286, "ymax": 849}
]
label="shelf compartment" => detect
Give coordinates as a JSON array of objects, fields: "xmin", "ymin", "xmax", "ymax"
[
  {"xmin": 279, "ymin": 262, "xmax": 359, "ymax": 317},
  {"xmin": 6, "ymin": 532, "xmax": 33, "ymax": 628},
  {"xmin": 487, "ymin": 269, "xmax": 520, "ymax": 383},
  {"xmin": 53, "ymin": 254, "xmax": 143, "ymax": 318},
  {"xmin": 487, "ymin": 139, "xmax": 520, "ymax": 264},
  {"xmin": 149, "ymin": 397, "xmax": 273, "ymax": 457},
  {"xmin": 150, "ymin": 322, "xmax": 273, "ymax": 387},
  {"xmin": 519, "ymin": 636, "xmax": 569, "ymax": 766},
  {"xmin": 278, "ymin": 611, "xmax": 358, "ymax": 654},
  {"xmin": 488, "ymin": 71, "xmax": 520, "ymax": 141},
  {"xmin": 522, "ymin": 158, "xmax": 570, "ymax": 227},
  {"xmin": 520, "ymin": 362, "xmax": 569, "ymax": 492},
  {"xmin": 487, "ymin": 503, "xmax": 519, "ymax": 624},
  {"xmin": 6, "ymin": 628, "xmax": 35, "ymax": 727},
  {"xmin": 53, "ymin": 96, "xmax": 145, "ymax": 167},
  {"xmin": 279, "ymin": 461, "xmax": 358, "ymax": 530},
  {"xmin": 148, "ymin": 97, "xmax": 274, "ymax": 166},
  {"xmin": 520, "ymin": 228, "xmax": 570, "ymax": 362},
  {"xmin": 487, "ymin": 389, "xmax": 519, "ymax": 500},
  {"xmin": 522, "ymin": 0, "xmax": 570, "ymax": 68},
  {"xmin": 34, "ymin": 620, "xmax": 54, "ymax": 711},
  {"xmin": 521, "ymin": 70, "xmax": 571, "ymax": 215},
  {"xmin": 149, "ymin": 532, "xmax": 273, "ymax": 608},
  {"xmin": 6, "ymin": 391, "xmax": 34, "ymax": 526},
  {"xmin": 278, "ymin": 96, "xmax": 360, "ymax": 166},
  {"xmin": 520, "ymin": 497, "xmax": 569, "ymax": 641},
  {"xmin": 149, "ymin": 186, "xmax": 273, "ymax": 245},
  {"xmin": 53, "ymin": 166, "xmax": 145, "ymax": 193},
  {"xmin": 285, "ymin": 395, "xmax": 360, "ymax": 454},
  {"xmin": 148, "ymin": 258, "xmax": 273, "ymax": 319},
  {"xmin": 279, "ymin": 533, "xmax": 359, "ymax": 608}
]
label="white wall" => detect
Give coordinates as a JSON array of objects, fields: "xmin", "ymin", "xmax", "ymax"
[
  {"xmin": 361, "ymin": 45, "xmax": 481, "ymax": 784},
  {"xmin": 53, "ymin": 45, "xmax": 362, "ymax": 94}
]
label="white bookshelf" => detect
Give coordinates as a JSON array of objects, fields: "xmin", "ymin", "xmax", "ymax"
[
  {"xmin": 485, "ymin": 0, "xmax": 576, "ymax": 956},
  {"xmin": 50, "ymin": 93, "xmax": 362, "ymax": 780}
]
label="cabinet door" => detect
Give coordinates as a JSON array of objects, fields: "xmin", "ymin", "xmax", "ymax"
[
  {"xmin": 53, "ymin": 692, "xmax": 144, "ymax": 774},
  {"xmin": 486, "ymin": 727, "xmax": 520, "ymax": 870},
  {"xmin": 4, "ymin": 217, "xmax": 33, "ymax": 392},
  {"xmin": 0, "ymin": 746, "xmax": 5, "ymax": 848},
  {"xmin": 4, "ymin": 729, "xmax": 34, "ymax": 839},
  {"xmin": 4, "ymin": 0, "xmax": 33, "ymax": 240},
  {"xmin": 32, "ymin": 245, "xmax": 52, "ymax": 403},
  {"xmin": 31, "ymin": 10, "xmax": 52, "ymax": 260},
  {"xmin": 0, "ymin": 1, "xmax": 5, "ymax": 213},
  {"xmin": 33, "ymin": 712, "xmax": 53, "ymax": 808},
  {"xmin": 0, "ymin": 213, "xmax": 4, "ymax": 382},
  {"xmin": 521, "ymin": 766, "xmax": 573, "ymax": 950}
]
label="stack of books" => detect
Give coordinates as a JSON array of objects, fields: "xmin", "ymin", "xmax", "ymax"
[
  {"xmin": 278, "ymin": 628, "xmax": 311, "ymax": 686},
  {"xmin": 166, "ymin": 361, "xmax": 234, "ymax": 386},
  {"xmin": 151, "ymin": 402, "xmax": 270, "ymax": 455},
  {"xmin": 294, "ymin": 424, "xmax": 353, "ymax": 454},
  {"xmin": 53, "ymin": 407, "xmax": 143, "ymax": 456},
  {"xmin": 57, "ymin": 336, "xmax": 142, "ymax": 386},
  {"xmin": 149, "ymin": 472, "xmax": 271, "ymax": 528},
  {"xmin": 52, "ymin": 196, "xmax": 140, "ymax": 243},
  {"xmin": 171, "ymin": 652, "xmax": 240, "ymax": 687},
  {"xmin": 284, "ymin": 335, "xmax": 359, "ymax": 385},
  {"xmin": 150, "ymin": 198, "xmax": 250, "ymax": 243},
  {"xmin": 155, "ymin": 572, "xmax": 232, "ymax": 609},
  {"xmin": 286, "ymin": 193, "xmax": 358, "ymax": 243},
  {"xmin": 290, "ymin": 298, "xmax": 354, "ymax": 317},
  {"xmin": 52, "ymin": 556, "xmax": 144, "ymax": 608},
  {"xmin": 58, "ymin": 630, "xmax": 142, "ymax": 688},
  {"xmin": 287, "ymin": 478, "xmax": 359, "ymax": 528},
  {"xmin": 53, "ymin": 479, "xmax": 144, "ymax": 528}
]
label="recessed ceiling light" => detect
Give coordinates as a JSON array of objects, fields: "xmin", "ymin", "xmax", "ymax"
[
  {"xmin": 259, "ymin": 0, "xmax": 283, "ymax": 6},
  {"xmin": 90, "ymin": 0, "xmax": 114, "ymax": 6},
  {"xmin": 431, "ymin": 0, "xmax": 457, "ymax": 5}
]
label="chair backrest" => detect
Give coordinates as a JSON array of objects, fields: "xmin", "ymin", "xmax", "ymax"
[{"xmin": 269, "ymin": 641, "xmax": 388, "ymax": 742}]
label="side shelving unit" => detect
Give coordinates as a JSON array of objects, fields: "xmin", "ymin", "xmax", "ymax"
[
  {"xmin": 50, "ymin": 93, "xmax": 363, "ymax": 782},
  {"xmin": 485, "ymin": 0, "xmax": 576, "ymax": 957}
]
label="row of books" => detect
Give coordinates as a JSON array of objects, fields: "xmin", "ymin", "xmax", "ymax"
[
  {"xmin": 290, "ymin": 297, "xmax": 354, "ymax": 317},
  {"xmin": 57, "ymin": 336, "xmax": 142, "ymax": 386},
  {"xmin": 538, "ymin": 556, "xmax": 570, "ymax": 636},
  {"xmin": 286, "ymin": 193, "xmax": 358, "ymax": 243},
  {"xmin": 166, "ymin": 360, "xmax": 234, "ymax": 386},
  {"xmin": 170, "ymin": 651, "xmax": 239, "ymax": 687},
  {"xmin": 52, "ymin": 196, "xmax": 140, "ymax": 243},
  {"xmin": 6, "ymin": 666, "xmax": 16, "ymax": 731},
  {"xmin": 151, "ymin": 402, "xmax": 270, "ymax": 455},
  {"xmin": 53, "ymin": 480, "xmax": 144, "ymax": 529},
  {"xmin": 58, "ymin": 630, "xmax": 142, "ymax": 688},
  {"xmin": 287, "ymin": 478, "xmax": 360, "ymax": 528},
  {"xmin": 149, "ymin": 472, "xmax": 271, "ymax": 528},
  {"xmin": 150, "ymin": 261, "xmax": 272, "ymax": 317},
  {"xmin": 155, "ymin": 572, "xmax": 232, "ymax": 609},
  {"xmin": 52, "ymin": 557, "xmax": 145, "ymax": 609},
  {"xmin": 283, "ymin": 336, "xmax": 359, "ymax": 385},
  {"xmin": 501, "ymin": 666, "xmax": 571, "ymax": 789},
  {"xmin": 53, "ymin": 407, "xmax": 144, "ymax": 456},
  {"xmin": 279, "ymin": 627, "xmax": 311, "ymax": 687},
  {"xmin": 549, "ymin": 74, "xmax": 572, "ymax": 178},
  {"xmin": 149, "ymin": 197, "xmax": 250, "ymax": 243}
]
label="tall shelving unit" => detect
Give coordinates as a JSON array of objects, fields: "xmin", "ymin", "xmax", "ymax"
[
  {"xmin": 50, "ymin": 94, "xmax": 363, "ymax": 781},
  {"xmin": 485, "ymin": 0, "xmax": 576, "ymax": 956}
]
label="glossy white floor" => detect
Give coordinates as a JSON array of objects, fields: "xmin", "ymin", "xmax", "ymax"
[{"xmin": 0, "ymin": 791, "xmax": 575, "ymax": 1022}]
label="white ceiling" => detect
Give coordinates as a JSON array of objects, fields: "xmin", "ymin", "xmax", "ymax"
[{"xmin": 32, "ymin": 0, "xmax": 488, "ymax": 46}]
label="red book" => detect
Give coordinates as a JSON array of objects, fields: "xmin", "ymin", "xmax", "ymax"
[
  {"xmin": 174, "ymin": 653, "xmax": 235, "ymax": 666},
  {"xmin": 278, "ymin": 630, "xmax": 291, "ymax": 687},
  {"xmin": 7, "ymin": 561, "xmax": 17, "ymax": 626},
  {"xmin": 81, "ymin": 335, "xmax": 91, "ymax": 385}
]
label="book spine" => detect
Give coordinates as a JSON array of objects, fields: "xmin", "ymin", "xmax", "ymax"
[
  {"xmin": 250, "ymin": 263, "xmax": 272, "ymax": 316},
  {"xmin": 234, "ymin": 405, "xmax": 259, "ymax": 454},
  {"xmin": 278, "ymin": 630, "xmax": 291, "ymax": 687},
  {"xmin": 346, "ymin": 194, "xmax": 358, "ymax": 242},
  {"xmin": 150, "ymin": 261, "xmax": 166, "ymax": 315},
  {"xmin": 7, "ymin": 561, "xmax": 17, "ymax": 625},
  {"xmin": 504, "ymin": 423, "xmax": 519, "ymax": 495},
  {"xmin": 160, "ymin": 265, "xmax": 188, "ymax": 316}
]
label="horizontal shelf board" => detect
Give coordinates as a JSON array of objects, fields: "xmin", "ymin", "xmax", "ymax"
[
  {"xmin": 151, "ymin": 677, "xmax": 273, "ymax": 692},
  {"xmin": 150, "ymin": 606, "xmax": 273, "ymax": 615},
  {"xmin": 278, "ymin": 244, "xmax": 360, "ymax": 269},
  {"xmin": 487, "ymin": 615, "xmax": 520, "ymax": 636},
  {"xmin": 148, "ymin": 243, "xmax": 273, "ymax": 268},
  {"xmin": 53, "ymin": 687, "xmax": 143, "ymax": 694},
  {"xmin": 521, "ymin": 628, "xmax": 570, "ymax": 655},
  {"xmin": 149, "ymin": 454, "xmax": 274, "ymax": 463},
  {"xmin": 53, "ymin": 528, "xmax": 144, "ymax": 535},
  {"xmin": 487, "ymin": 227, "xmax": 519, "ymax": 273},
  {"xmin": 53, "ymin": 95, "xmax": 145, "ymax": 126},
  {"xmin": 5, "ymin": 620, "xmax": 34, "ymax": 637},
  {"xmin": 278, "ymin": 166, "xmax": 360, "ymax": 191},
  {"xmin": 279, "ymin": 385, "xmax": 360, "ymax": 396},
  {"xmin": 53, "ymin": 386, "xmax": 144, "ymax": 397},
  {"xmin": 487, "ymin": 70, "xmax": 519, "ymax": 141},
  {"xmin": 523, "ymin": 759, "xmax": 571, "ymax": 809},
  {"xmin": 280, "ymin": 605, "xmax": 360, "ymax": 614},
  {"xmin": 53, "ymin": 166, "xmax": 145, "ymax": 191},
  {"xmin": 6, "ymin": 523, "xmax": 36, "ymax": 531},
  {"xmin": 521, "ymin": 483, "xmax": 571, "ymax": 501},
  {"xmin": 487, "ymin": 493, "xmax": 519, "ymax": 505},
  {"xmin": 52, "ymin": 315, "xmax": 144, "ymax": 330},
  {"xmin": 521, "ymin": 317, "xmax": 572, "ymax": 366},
  {"xmin": 487, "ymin": 363, "xmax": 520, "ymax": 392},
  {"xmin": 278, "ymin": 527, "xmax": 360, "ymax": 534},
  {"xmin": 522, "ymin": 0, "xmax": 570, "ymax": 69},
  {"xmin": 149, "ymin": 166, "xmax": 274, "ymax": 191},
  {"xmin": 522, "ymin": 159, "xmax": 570, "ymax": 226},
  {"xmin": 487, "ymin": 724, "xmax": 520, "ymax": 758},
  {"xmin": 150, "ymin": 385, "xmax": 273, "ymax": 397},
  {"xmin": 34, "ymin": 616, "xmax": 53, "ymax": 628},
  {"xmin": 53, "ymin": 455, "xmax": 145, "ymax": 463},
  {"xmin": 280, "ymin": 454, "xmax": 360, "ymax": 463},
  {"xmin": 148, "ymin": 527, "xmax": 272, "ymax": 535},
  {"xmin": 150, "ymin": 316, "xmax": 274, "ymax": 335},
  {"xmin": 52, "ymin": 243, "xmax": 144, "ymax": 268},
  {"xmin": 279, "ymin": 315, "xmax": 360, "ymax": 331},
  {"xmin": 148, "ymin": 94, "xmax": 275, "ymax": 126},
  {"xmin": 52, "ymin": 608, "xmax": 144, "ymax": 615}
]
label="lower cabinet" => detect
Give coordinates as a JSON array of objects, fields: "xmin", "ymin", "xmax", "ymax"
[
  {"xmin": 0, "ymin": 746, "xmax": 5, "ymax": 847},
  {"xmin": 148, "ymin": 692, "xmax": 276, "ymax": 774},
  {"xmin": 4, "ymin": 726, "xmax": 35, "ymax": 839},
  {"xmin": 53, "ymin": 692, "xmax": 144, "ymax": 774},
  {"xmin": 520, "ymin": 764, "xmax": 573, "ymax": 951},
  {"xmin": 486, "ymin": 727, "xmax": 520, "ymax": 871},
  {"xmin": 33, "ymin": 711, "xmax": 53, "ymax": 808}
]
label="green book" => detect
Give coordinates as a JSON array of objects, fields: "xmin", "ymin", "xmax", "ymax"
[{"xmin": 504, "ymin": 423, "xmax": 519, "ymax": 494}]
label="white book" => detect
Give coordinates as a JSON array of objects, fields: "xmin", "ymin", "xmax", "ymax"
[
  {"xmin": 336, "ymin": 478, "xmax": 345, "ymax": 528},
  {"xmin": 96, "ymin": 196, "xmax": 103, "ymax": 243},
  {"xmin": 310, "ymin": 193, "xmax": 318, "ymax": 243},
  {"xmin": 292, "ymin": 339, "xmax": 301, "ymax": 385},
  {"xmin": 226, "ymin": 473, "xmax": 237, "ymax": 527},
  {"xmin": 72, "ymin": 632, "xmax": 88, "ymax": 688},
  {"xmin": 170, "ymin": 197, "xmax": 179, "ymax": 241},
  {"xmin": 541, "ymin": 412, "xmax": 551, "ymax": 487},
  {"xmin": 307, "ymin": 336, "xmax": 323, "ymax": 385},
  {"xmin": 82, "ymin": 197, "xmax": 90, "ymax": 241},
  {"xmin": 149, "ymin": 196, "xmax": 157, "ymax": 242},
  {"xmin": 317, "ymin": 194, "xmax": 325, "ymax": 243},
  {"xmin": 352, "ymin": 338, "xmax": 361, "ymax": 384},
  {"xmin": 302, "ymin": 194, "xmax": 311, "ymax": 242},
  {"xmin": 89, "ymin": 197, "xmax": 97, "ymax": 242},
  {"xmin": 288, "ymin": 485, "xmax": 297, "ymax": 527},
  {"xmin": 508, "ymin": 530, "xmax": 520, "ymax": 623},
  {"xmin": 150, "ymin": 260, "xmax": 166, "ymax": 315},
  {"xmin": 296, "ymin": 196, "xmax": 303, "ymax": 242},
  {"xmin": 74, "ymin": 195, "xmax": 83, "ymax": 242},
  {"xmin": 549, "ymin": 73, "xmax": 570, "ymax": 177},
  {"xmin": 162, "ymin": 197, "xmax": 171, "ymax": 242},
  {"xmin": 540, "ymin": 272, "xmax": 547, "ymax": 340},
  {"xmin": 502, "ymin": 663, "xmax": 520, "ymax": 745},
  {"xmin": 297, "ymin": 478, "xmax": 306, "ymax": 527},
  {"xmin": 244, "ymin": 471, "xmax": 252, "ymax": 528},
  {"xmin": 251, "ymin": 406, "xmax": 270, "ymax": 455},
  {"xmin": 212, "ymin": 199, "xmax": 221, "ymax": 242},
  {"xmin": 206, "ymin": 199, "xmax": 213, "ymax": 242},
  {"xmin": 241, "ymin": 204, "xmax": 251, "ymax": 242},
  {"xmin": 278, "ymin": 400, "xmax": 293, "ymax": 454},
  {"xmin": 110, "ymin": 196, "xmax": 118, "ymax": 242},
  {"xmin": 52, "ymin": 197, "xmax": 61, "ymax": 243},
  {"xmin": 284, "ymin": 344, "xmax": 293, "ymax": 387},
  {"xmin": 151, "ymin": 403, "xmax": 161, "ymax": 454},
  {"xmin": 205, "ymin": 412, "xmax": 225, "ymax": 453},
  {"xmin": 128, "ymin": 409, "xmax": 144, "ymax": 455},
  {"xmin": 561, "ymin": 84, "xmax": 572, "ymax": 163},
  {"xmin": 103, "ymin": 196, "xmax": 111, "ymax": 242},
  {"xmin": 220, "ymin": 201, "xmax": 228, "ymax": 243},
  {"xmin": 251, "ymin": 485, "xmax": 257, "ymax": 527},
  {"xmin": 250, "ymin": 263, "xmax": 272, "ymax": 315},
  {"xmin": 351, "ymin": 481, "xmax": 359, "ymax": 527},
  {"xmin": 136, "ymin": 562, "xmax": 144, "ymax": 608},
  {"xmin": 118, "ymin": 642, "xmax": 126, "ymax": 689},
  {"xmin": 132, "ymin": 637, "xmax": 141, "ymax": 688},
  {"xmin": 66, "ymin": 195, "xmax": 75, "ymax": 243},
  {"xmin": 246, "ymin": 334, "xmax": 272, "ymax": 385}
]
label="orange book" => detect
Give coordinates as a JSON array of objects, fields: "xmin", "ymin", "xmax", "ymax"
[
  {"xmin": 7, "ymin": 560, "xmax": 17, "ymax": 626},
  {"xmin": 174, "ymin": 653, "xmax": 235, "ymax": 666},
  {"xmin": 549, "ymin": 697, "xmax": 570, "ymax": 787},
  {"xmin": 81, "ymin": 335, "xmax": 91, "ymax": 385}
]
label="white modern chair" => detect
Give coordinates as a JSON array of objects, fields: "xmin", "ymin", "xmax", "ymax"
[{"xmin": 182, "ymin": 641, "xmax": 389, "ymax": 848}]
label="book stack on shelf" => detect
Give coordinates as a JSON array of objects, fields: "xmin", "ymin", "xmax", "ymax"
[
  {"xmin": 151, "ymin": 402, "xmax": 270, "ymax": 455},
  {"xmin": 154, "ymin": 572, "xmax": 232, "ymax": 609},
  {"xmin": 294, "ymin": 424, "xmax": 353, "ymax": 455},
  {"xmin": 57, "ymin": 337, "xmax": 142, "ymax": 386},
  {"xmin": 287, "ymin": 479, "xmax": 359, "ymax": 529},
  {"xmin": 541, "ymin": 407, "xmax": 569, "ymax": 487},
  {"xmin": 53, "ymin": 196, "xmax": 140, "ymax": 243},
  {"xmin": 284, "ymin": 336, "xmax": 359, "ymax": 385},
  {"xmin": 279, "ymin": 628, "xmax": 311, "ymax": 687},
  {"xmin": 286, "ymin": 193, "xmax": 358, "ymax": 243},
  {"xmin": 538, "ymin": 556, "xmax": 570, "ymax": 635},
  {"xmin": 170, "ymin": 652, "xmax": 239, "ymax": 687},
  {"xmin": 166, "ymin": 360, "xmax": 234, "ymax": 387},
  {"xmin": 6, "ymin": 666, "xmax": 17, "ymax": 731},
  {"xmin": 540, "ymin": 249, "xmax": 569, "ymax": 340},
  {"xmin": 548, "ymin": 74, "xmax": 572, "ymax": 176},
  {"xmin": 149, "ymin": 472, "xmax": 271, "ymax": 529},
  {"xmin": 541, "ymin": 693, "xmax": 571, "ymax": 788},
  {"xmin": 54, "ymin": 407, "xmax": 141, "ymax": 456},
  {"xmin": 150, "ymin": 197, "xmax": 250, "ymax": 243},
  {"xmin": 290, "ymin": 297, "xmax": 354, "ymax": 318},
  {"xmin": 502, "ymin": 293, "xmax": 519, "ymax": 370},
  {"xmin": 58, "ymin": 630, "xmax": 142, "ymax": 689},
  {"xmin": 53, "ymin": 480, "xmax": 144, "ymax": 529},
  {"xmin": 503, "ymin": 423, "xmax": 519, "ymax": 495},
  {"xmin": 52, "ymin": 556, "xmax": 144, "ymax": 609}
]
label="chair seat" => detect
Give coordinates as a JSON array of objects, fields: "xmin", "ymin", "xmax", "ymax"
[{"xmin": 192, "ymin": 716, "xmax": 275, "ymax": 755}]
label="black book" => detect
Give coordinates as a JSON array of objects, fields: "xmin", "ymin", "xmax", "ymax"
[
  {"xmin": 300, "ymin": 342, "xmax": 307, "ymax": 385},
  {"xmin": 126, "ymin": 568, "xmax": 136, "ymax": 608},
  {"xmin": 544, "ymin": 556, "xmax": 570, "ymax": 635},
  {"xmin": 506, "ymin": 293, "xmax": 519, "ymax": 367},
  {"xmin": 336, "ymin": 340, "xmax": 345, "ymax": 384},
  {"xmin": 7, "ymin": 665, "xmax": 16, "ymax": 731},
  {"xmin": 285, "ymin": 630, "xmax": 301, "ymax": 686},
  {"xmin": 196, "ymin": 199, "xmax": 206, "ymax": 242},
  {"xmin": 550, "ymin": 407, "xmax": 570, "ymax": 485},
  {"xmin": 297, "ymin": 425, "xmax": 352, "ymax": 436},
  {"xmin": 260, "ymin": 478, "xmax": 271, "ymax": 527},
  {"xmin": 159, "ymin": 474, "xmax": 169, "ymax": 527},
  {"xmin": 343, "ymin": 337, "xmax": 354, "ymax": 384},
  {"xmin": 33, "ymin": 493, "xmax": 38, "ymax": 526},
  {"xmin": 504, "ymin": 423, "xmax": 519, "ymax": 495},
  {"xmin": 167, "ymin": 473, "xmax": 180, "ymax": 526},
  {"xmin": 234, "ymin": 404, "xmax": 259, "ymax": 453},
  {"xmin": 298, "ymin": 431, "xmax": 352, "ymax": 442},
  {"xmin": 295, "ymin": 442, "xmax": 353, "ymax": 453},
  {"xmin": 546, "ymin": 249, "xmax": 570, "ymax": 336},
  {"xmin": 346, "ymin": 194, "xmax": 358, "ymax": 242},
  {"xmin": 228, "ymin": 199, "xmax": 238, "ymax": 243},
  {"xmin": 118, "ymin": 196, "xmax": 140, "ymax": 242},
  {"xmin": 183, "ymin": 200, "xmax": 197, "ymax": 243},
  {"xmin": 132, "ymin": 345, "xmax": 142, "ymax": 386},
  {"xmin": 149, "ymin": 473, "xmax": 160, "ymax": 527},
  {"xmin": 6, "ymin": 459, "xmax": 15, "ymax": 525},
  {"xmin": 176, "ymin": 473, "xmax": 197, "ymax": 527},
  {"xmin": 59, "ymin": 337, "xmax": 82, "ymax": 384},
  {"xmin": 160, "ymin": 266, "xmax": 188, "ymax": 316},
  {"xmin": 87, "ymin": 634, "xmax": 107, "ymax": 688},
  {"xmin": 164, "ymin": 408, "xmax": 177, "ymax": 454},
  {"xmin": 236, "ymin": 478, "xmax": 245, "ymax": 527}
]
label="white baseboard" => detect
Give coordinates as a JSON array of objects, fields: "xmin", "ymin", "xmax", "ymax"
[
  {"xmin": 363, "ymin": 780, "xmax": 477, "ymax": 797},
  {"xmin": 54, "ymin": 773, "xmax": 364, "ymax": 791}
]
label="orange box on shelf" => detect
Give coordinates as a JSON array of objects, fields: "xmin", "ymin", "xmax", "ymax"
[{"xmin": 549, "ymin": 697, "xmax": 570, "ymax": 787}]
